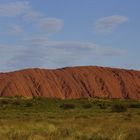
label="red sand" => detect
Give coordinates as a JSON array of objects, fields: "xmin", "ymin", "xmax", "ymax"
[{"xmin": 0, "ymin": 66, "xmax": 140, "ymax": 99}]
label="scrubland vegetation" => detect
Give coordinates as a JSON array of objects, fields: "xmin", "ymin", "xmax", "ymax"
[{"xmin": 0, "ymin": 97, "xmax": 140, "ymax": 140}]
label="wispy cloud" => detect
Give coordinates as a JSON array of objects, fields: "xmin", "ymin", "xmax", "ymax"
[
  {"xmin": 0, "ymin": 1, "xmax": 127, "ymax": 71},
  {"xmin": 7, "ymin": 24, "xmax": 24, "ymax": 35},
  {"xmin": 23, "ymin": 10, "xmax": 43, "ymax": 21},
  {"xmin": 95, "ymin": 15, "xmax": 128, "ymax": 33},
  {"xmin": 38, "ymin": 18, "xmax": 63, "ymax": 34},
  {"xmin": 4, "ymin": 39, "xmax": 125, "ymax": 70},
  {"xmin": 0, "ymin": 44, "xmax": 26, "ymax": 71},
  {"xmin": 0, "ymin": 1, "xmax": 63, "ymax": 35},
  {"xmin": 0, "ymin": 1, "xmax": 29, "ymax": 17}
]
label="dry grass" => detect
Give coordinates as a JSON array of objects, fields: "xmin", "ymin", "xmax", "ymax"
[{"xmin": 0, "ymin": 98, "xmax": 139, "ymax": 140}]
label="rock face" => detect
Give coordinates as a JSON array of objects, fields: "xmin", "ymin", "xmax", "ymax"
[{"xmin": 0, "ymin": 66, "xmax": 140, "ymax": 99}]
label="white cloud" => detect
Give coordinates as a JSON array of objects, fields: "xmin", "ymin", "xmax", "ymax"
[
  {"xmin": 38, "ymin": 18, "xmax": 63, "ymax": 34},
  {"xmin": 0, "ymin": 1, "xmax": 63, "ymax": 35},
  {"xmin": 95, "ymin": 15, "xmax": 128, "ymax": 33},
  {"xmin": 0, "ymin": 1, "xmax": 29, "ymax": 17},
  {"xmin": 0, "ymin": 2, "xmax": 127, "ymax": 71},
  {"xmin": 7, "ymin": 24, "xmax": 24, "ymax": 35},
  {"xmin": 4, "ymin": 39, "xmax": 124, "ymax": 70},
  {"xmin": 0, "ymin": 1, "xmax": 43, "ymax": 20},
  {"xmin": 0, "ymin": 44, "xmax": 26, "ymax": 71},
  {"xmin": 23, "ymin": 9, "xmax": 43, "ymax": 22}
]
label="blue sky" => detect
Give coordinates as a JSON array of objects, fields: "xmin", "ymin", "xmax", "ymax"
[{"xmin": 0, "ymin": 0, "xmax": 140, "ymax": 72}]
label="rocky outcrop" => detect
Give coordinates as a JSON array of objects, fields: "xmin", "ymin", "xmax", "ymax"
[{"xmin": 0, "ymin": 66, "xmax": 140, "ymax": 99}]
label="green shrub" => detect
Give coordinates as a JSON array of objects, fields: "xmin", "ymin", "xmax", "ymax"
[
  {"xmin": 82, "ymin": 103, "xmax": 92, "ymax": 109},
  {"xmin": 60, "ymin": 103, "xmax": 75, "ymax": 109},
  {"xmin": 1, "ymin": 99, "xmax": 9, "ymax": 105},
  {"xmin": 12, "ymin": 101, "xmax": 21, "ymax": 106},
  {"xmin": 98, "ymin": 103, "xmax": 107, "ymax": 109},
  {"xmin": 128, "ymin": 103, "xmax": 140, "ymax": 108},
  {"xmin": 111, "ymin": 104, "xmax": 127, "ymax": 112},
  {"xmin": 25, "ymin": 102, "xmax": 33, "ymax": 107},
  {"xmin": 0, "ymin": 100, "xmax": 11, "ymax": 109}
]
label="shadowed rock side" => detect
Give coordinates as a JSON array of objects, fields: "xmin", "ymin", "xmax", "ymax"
[{"xmin": 0, "ymin": 66, "xmax": 140, "ymax": 99}]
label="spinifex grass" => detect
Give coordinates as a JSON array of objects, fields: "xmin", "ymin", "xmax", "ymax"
[{"xmin": 0, "ymin": 97, "xmax": 140, "ymax": 140}]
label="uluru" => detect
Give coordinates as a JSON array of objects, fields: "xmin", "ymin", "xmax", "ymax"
[{"xmin": 0, "ymin": 66, "xmax": 140, "ymax": 99}]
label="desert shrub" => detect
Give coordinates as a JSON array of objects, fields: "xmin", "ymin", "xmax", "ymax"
[
  {"xmin": 25, "ymin": 102, "xmax": 33, "ymax": 107},
  {"xmin": 128, "ymin": 103, "xmax": 140, "ymax": 108},
  {"xmin": 12, "ymin": 101, "xmax": 21, "ymax": 106},
  {"xmin": 1, "ymin": 99, "xmax": 10, "ymax": 105},
  {"xmin": 82, "ymin": 103, "xmax": 92, "ymax": 109},
  {"xmin": 60, "ymin": 103, "xmax": 75, "ymax": 109},
  {"xmin": 0, "ymin": 99, "xmax": 11, "ymax": 109},
  {"xmin": 98, "ymin": 103, "xmax": 107, "ymax": 109},
  {"xmin": 111, "ymin": 104, "xmax": 127, "ymax": 112},
  {"xmin": 32, "ymin": 96, "xmax": 40, "ymax": 100}
]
